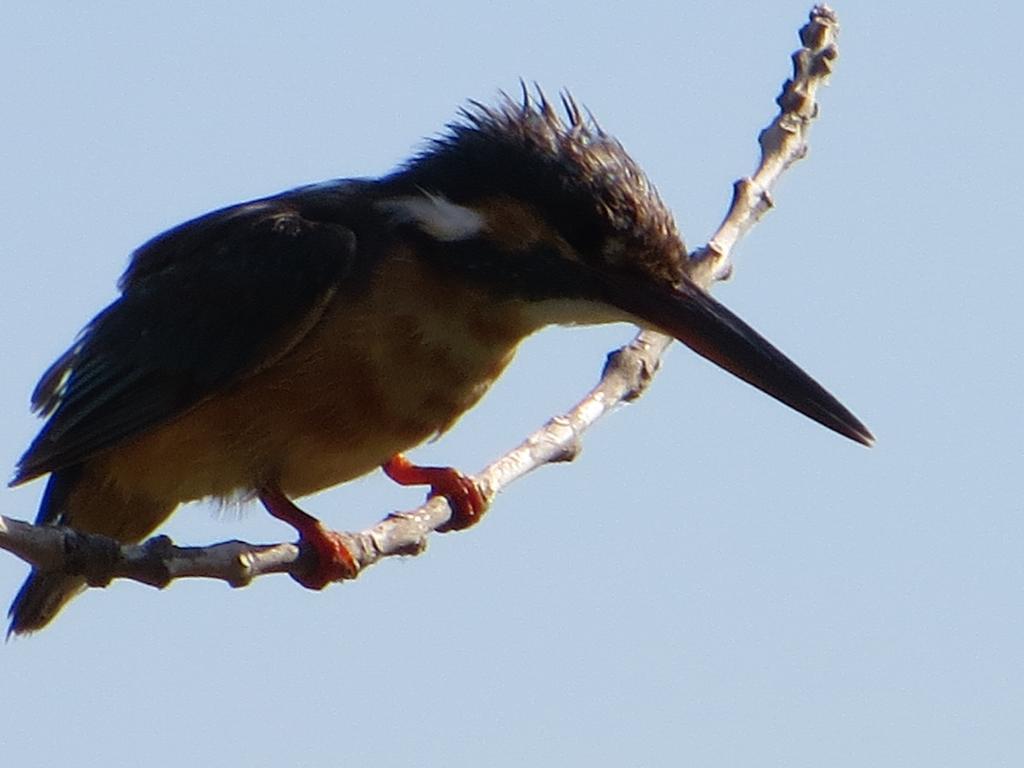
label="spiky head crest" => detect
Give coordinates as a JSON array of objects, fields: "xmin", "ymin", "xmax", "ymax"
[{"xmin": 394, "ymin": 86, "xmax": 687, "ymax": 286}]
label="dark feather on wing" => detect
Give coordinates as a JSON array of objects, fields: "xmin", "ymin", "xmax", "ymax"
[{"xmin": 13, "ymin": 188, "xmax": 361, "ymax": 484}]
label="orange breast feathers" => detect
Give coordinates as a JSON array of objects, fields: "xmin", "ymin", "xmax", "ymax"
[{"xmin": 95, "ymin": 251, "xmax": 539, "ymax": 507}]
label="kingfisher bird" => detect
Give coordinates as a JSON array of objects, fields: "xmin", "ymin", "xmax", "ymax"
[{"xmin": 7, "ymin": 90, "xmax": 872, "ymax": 634}]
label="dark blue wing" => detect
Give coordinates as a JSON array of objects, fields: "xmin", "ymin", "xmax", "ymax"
[{"xmin": 13, "ymin": 185, "xmax": 362, "ymax": 486}]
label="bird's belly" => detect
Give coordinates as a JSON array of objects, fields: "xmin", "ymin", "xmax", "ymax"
[{"xmin": 100, "ymin": 256, "xmax": 535, "ymax": 505}]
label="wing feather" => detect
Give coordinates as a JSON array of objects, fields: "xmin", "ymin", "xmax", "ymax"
[{"xmin": 13, "ymin": 188, "xmax": 361, "ymax": 485}]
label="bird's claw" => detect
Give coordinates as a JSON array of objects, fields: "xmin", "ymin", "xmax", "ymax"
[
  {"xmin": 382, "ymin": 453, "xmax": 488, "ymax": 532},
  {"xmin": 292, "ymin": 524, "xmax": 358, "ymax": 590},
  {"xmin": 259, "ymin": 485, "xmax": 358, "ymax": 589}
]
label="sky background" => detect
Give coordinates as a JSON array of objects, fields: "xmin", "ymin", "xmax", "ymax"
[{"xmin": 1, "ymin": 2, "xmax": 1021, "ymax": 766}]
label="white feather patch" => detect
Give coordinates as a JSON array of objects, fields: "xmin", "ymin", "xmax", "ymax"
[
  {"xmin": 378, "ymin": 193, "xmax": 485, "ymax": 242},
  {"xmin": 523, "ymin": 297, "xmax": 638, "ymax": 328}
]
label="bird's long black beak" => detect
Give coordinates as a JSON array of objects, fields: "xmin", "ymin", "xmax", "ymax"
[{"xmin": 608, "ymin": 276, "xmax": 874, "ymax": 446}]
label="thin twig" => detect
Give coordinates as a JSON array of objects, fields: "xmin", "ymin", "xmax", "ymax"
[{"xmin": 0, "ymin": 5, "xmax": 841, "ymax": 592}]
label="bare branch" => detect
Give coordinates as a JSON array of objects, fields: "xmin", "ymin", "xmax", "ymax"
[
  {"xmin": 1, "ymin": 5, "xmax": 841, "ymax": 593},
  {"xmin": 688, "ymin": 3, "xmax": 839, "ymax": 288}
]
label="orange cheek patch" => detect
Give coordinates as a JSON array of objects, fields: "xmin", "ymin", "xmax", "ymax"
[{"xmin": 475, "ymin": 196, "xmax": 576, "ymax": 261}]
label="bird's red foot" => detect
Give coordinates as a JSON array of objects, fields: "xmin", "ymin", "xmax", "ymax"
[
  {"xmin": 259, "ymin": 485, "xmax": 358, "ymax": 589},
  {"xmin": 382, "ymin": 453, "xmax": 488, "ymax": 532}
]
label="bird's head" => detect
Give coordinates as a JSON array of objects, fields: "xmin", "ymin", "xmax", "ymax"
[
  {"xmin": 381, "ymin": 88, "xmax": 688, "ymax": 311},
  {"xmin": 378, "ymin": 88, "xmax": 872, "ymax": 445}
]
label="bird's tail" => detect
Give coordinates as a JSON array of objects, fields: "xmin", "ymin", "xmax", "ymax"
[
  {"xmin": 8, "ymin": 466, "xmax": 173, "ymax": 636},
  {"xmin": 8, "ymin": 572, "xmax": 87, "ymax": 637}
]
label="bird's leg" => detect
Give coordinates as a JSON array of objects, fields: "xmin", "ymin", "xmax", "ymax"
[
  {"xmin": 382, "ymin": 453, "xmax": 488, "ymax": 532},
  {"xmin": 259, "ymin": 484, "xmax": 358, "ymax": 589}
]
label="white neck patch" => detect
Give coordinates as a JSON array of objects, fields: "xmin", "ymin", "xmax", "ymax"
[{"xmin": 378, "ymin": 192, "xmax": 485, "ymax": 242}]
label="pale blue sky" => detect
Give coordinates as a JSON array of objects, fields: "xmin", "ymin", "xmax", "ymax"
[{"xmin": 2, "ymin": 2, "xmax": 1021, "ymax": 766}]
